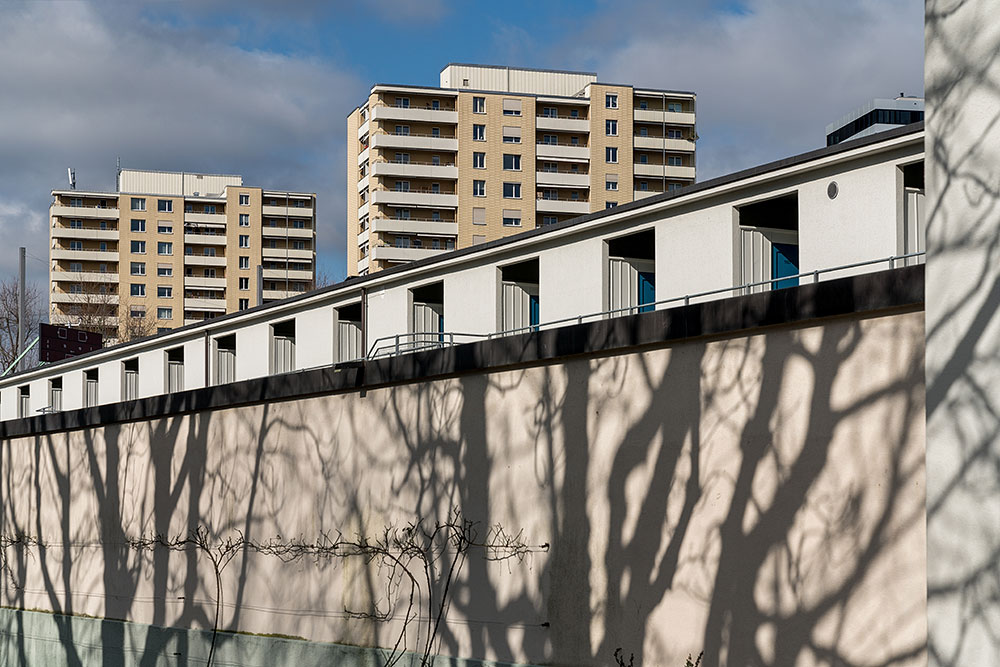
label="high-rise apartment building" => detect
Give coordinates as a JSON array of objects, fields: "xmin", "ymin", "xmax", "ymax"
[
  {"xmin": 347, "ymin": 64, "xmax": 696, "ymax": 275},
  {"xmin": 49, "ymin": 168, "xmax": 316, "ymax": 338},
  {"xmin": 826, "ymin": 96, "xmax": 924, "ymax": 145}
]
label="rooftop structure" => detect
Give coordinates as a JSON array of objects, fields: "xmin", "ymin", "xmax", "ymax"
[{"xmin": 826, "ymin": 95, "xmax": 924, "ymax": 145}]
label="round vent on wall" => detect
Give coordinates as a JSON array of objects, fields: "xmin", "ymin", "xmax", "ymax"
[{"xmin": 827, "ymin": 181, "xmax": 839, "ymax": 199}]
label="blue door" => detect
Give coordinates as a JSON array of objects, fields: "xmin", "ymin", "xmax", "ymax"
[
  {"xmin": 771, "ymin": 243, "xmax": 799, "ymax": 290},
  {"xmin": 638, "ymin": 272, "xmax": 655, "ymax": 313},
  {"xmin": 529, "ymin": 294, "xmax": 540, "ymax": 328}
]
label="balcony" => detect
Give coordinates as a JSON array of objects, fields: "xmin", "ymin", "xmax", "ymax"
[
  {"xmin": 262, "ymin": 289, "xmax": 306, "ymax": 301},
  {"xmin": 50, "ymin": 205, "xmax": 119, "ymax": 220},
  {"xmin": 184, "ymin": 233, "xmax": 226, "ymax": 245},
  {"xmin": 371, "ymin": 105, "xmax": 458, "ymax": 125},
  {"xmin": 357, "ymin": 175, "xmax": 369, "ymax": 192},
  {"xmin": 358, "ymin": 202, "xmax": 369, "ymax": 219},
  {"xmin": 536, "ymin": 171, "xmax": 590, "ymax": 188},
  {"xmin": 370, "ymin": 133, "xmax": 458, "ymax": 153},
  {"xmin": 50, "ymin": 270, "xmax": 119, "ymax": 283},
  {"xmin": 535, "ymin": 115, "xmax": 590, "ymax": 133},
  {"xmin": 371, "ymin": 188, "xmax": 458, "ymax": 209},
  {"xmin": 371, "ymin": 217, "xmax": 458, "ymax": 236},
  {"xmin": 536, "ymin": 198, "xmax": 590, "ymax": 215},
  {"xmin": 50, "ymin": 227, "xmax": 118, "ymax": 240},
  {"xmin": 184, "ymin": 297, "xmax": 226, "ymax": 312},
  {"xmin": 262, "ymin": 247, "xmax": 314, "ymax": 260},
  {"xmin": 358, "ymin": 147, "xmax": 370, "ymax": 166},
  {"xmin": 634, "ymin": 190, "xmax": 661, "ymax": 200},
  {"xmin": 634, "ymin": 109, "xmax": 696, "ymax": 125},
  {"xmin": 535, "ymin": 142, "xmax": 590, "ymax": 162},
  {"xmin": 262, "ymin": 268, "xmax": 313, "ymax": 281},
  {"xmin": 50, "ymin": 248, "xmax": 119, "ymax": 262},
  {"xmin": 262, "ymin": 226, "xmax": 314, "ymax": 239},
  {"xmin": 357, "ymin": 256, "xmax": 370, "ymax": 273},
  {"xmin": 633, "ymin": 136, "xmax": 696, "ymax": 152},
  {"xmin": 183, "ymin": 276, "xmax": 227, "ymax": 289},
  {"xmin": 358, "ymin": 119, "xmax": 369, "ymax": 140},
  {"xmin": 371, "ymin": 245, "xmax": 450, "ymax": 262},
  {"xmin": 357, "ymin": 229, "xmax": 369, "ymax": 246},
  {"xmin": 184, "ymin": 212, "xmax": 226, "ymax": 225},
  {"xmin": 50, "ymin": 292, "xmax": 119, "ymax": 305},
  {"xmin": 184, "ymin": 254, "xmax": 226, "ymax": 267},
  {"xmin": 633, "ymin": 164, "xmax": 697, "ymax": 180},
  {"xmin": 371, "ymin": 161, "xmax": 458, "ymax": 180},
  {"xmin": 262, "ymin": 205, "xmax": 314, "ymax": 218}
]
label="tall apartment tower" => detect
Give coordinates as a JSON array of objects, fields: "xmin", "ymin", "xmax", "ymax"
[
  {"xmin": 347, "ymin": 64, "xmax": 696, "ymax": 275},
  {"xmin": 49, "ymin": 168, "xmax": 317, "ymax": 339}
]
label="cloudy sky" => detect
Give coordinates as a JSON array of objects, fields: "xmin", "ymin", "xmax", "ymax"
[{"xmin": 0, "ymin": 0, "xmax": 924, "ymax": 286}]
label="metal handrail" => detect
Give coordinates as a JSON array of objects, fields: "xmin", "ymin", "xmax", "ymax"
[
  {"xmin": 488, "ymin": 252, "xmax": 927, "ymax": 338},
  {"xmin": 371, "ymin": 157, "xmax": 458, "ymax": 167},
  {"xmin": 537, "ymin": 113, "xmax": 588, "ymax": 121},
  {"xmin": 536, "ymin": 140, "xmax": 589, "ymax": 148},
  {"xmin": 366, "ymin": 331, "xmax": 487, "ymax": 360},
  {"xmin": 372, "ymin": 130, "xmax": 458, "ymax": 139}
]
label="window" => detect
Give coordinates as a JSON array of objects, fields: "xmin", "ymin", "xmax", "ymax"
[
  {"xmin": 69, "ymin": 284, "xmax": 82, "ymax": 294},
  {"xmin": 502, "ymin": 210, "xmax": 522, "ymax": 227},
  {"xmin": 639, "ymin": 127, "xmax": 648, "ymax": 137},
  {"xmin": 570, "ymin": 136, "xmax": 579, "ymax": 145},
  {"xmin": 270, "ymin": 320, "xmax": 296, "ymax": 374},
  {"xmin": 158, "ymin": 222, "xmax": 172, "ymax": 234},
  {"xmin": 157, "ymin": 307, "xmax": 172, "ymax": 320},
  {"xmin": 239, "ymin": 256, "xmax": 249, "ymax": 270},
  {"xmin": 395, "ymin": 180, "xmax": 410, "ymax": 192},
  {"xmin": 502, "ymin": 126, "xmax": 521, "ymax": 143},
  {"xmin": 542, "ymin": 134, "xmax": 557, "ymax": 145},
  {"xmin": 472, "ymin": 125, "xmax": 485, "ymax": 141},
  {"xmin": 667, "ymin": 156, "xmax": 684, "ymax": 166},
  {"xmin": 542, "ymin": 107, "xmax": 557, "ymax": 118},
  {"xmin": 394, "ymin": 152, "xmax": 410, "ymax": 164},
  {"xmin": 395, "ymin": 97, "xmax": 410, "ymax": 108},
  {"xmin": 69, "ymin": 262, "xmax": 82, "ymax": 272},
  {"xmin": 131, "ymin": 219, "xmax": 145, "ymax": 232},
  {"xmin": 166, "ymin": 348, "xmax": 184, "ymax": 393},
  {"xmin": 606, "ymin": 94, "xmax": 618, "ymax": 109},
  {"xmin": 639, "ymin": 100, "xmax": 648, "ymax": 110},
  {"xmin": 431, "ymin": 99, "xmax": 440, "ymax": 110},
  {"xmin": 293, "ymin": 219, "xmax": 306, "ymax": 229},
  {"xmin": 503, "ymin": 183, "xmax": 521, "ymax": 199},
  {"xmin": 394, "ymin": 236, "xmax": 410, "ymax": 248},
  {"xmin": 205, "ymin": 204, "xmax": 217, "ymax": 214},
  {"xmin": 239, "ymin": 193, "xmax": 250, "ymax": 205},
  {"xmin": 606, "ymin": 178, "xmax": 619, "ymax": 191},
  {"xmin": 204, "ymin": 247, "xmax": 217, "ymax": 256},
  {"xmin": 570, "ymin": 109, "xmax": 579, "ymax": 118},
  {"xmin": 130, "ymin": 306, "xmax": 145, "ymax": 318},
  {"xmin": 395, "ymin": 208, "xmax": 411, "ymax": 220},
  {"xmin": 431, "ymin": 211, "xmax": 441, "ymax": 221},
  {"xmin": 502, "ymin": 99, "xmax": 522, "ymax": 116},
  {"xmin": 431, "ymin": 155, "xmax": 440, "ymax": 165},
  {"xmin": 130, "ymin": 262, "xmax": 145, "ymax": 276},
  {"xmin": 668, "ymin": 182, "xmax": 683, "ymax": 193},
  {"xmin": 99, "ymin": 242, "xmax": 108, "ymax": 252},
  {"xmin": 473, "ymin": 180, "xmax": 486, "ymax": 197},
  {"xmin": 157, "ymin": 264, "xmax": 172, "ymax": 277},
  {"xmin": 606, "ymin": 202, "xmax": 618, "ymax": 209},
  {"xmin": 204, "ymin": 268, "xmax": 216, "ymax": 278},
  {"xmin": 606, "ymin": 147, "xmax": 618, "ymax": 163},
  {"xmin": 606, "ymin": 119, "xmax": 618, "ymax": 136},
  {"xmin": 667, "ymin": 129, "xmax": 684, "ymax": 139},
  {"xmin": 185, "ymin": 204, "xmax": 193, "ymax": 212},
  {"xmin": 667, "ymin": 102, "xmax": 683, "ymax": 113},
  {"xmin": 131, "ymin": 240, "xmax": 146, "ymax": 254},
  {"xmin": 69, "ymin": 198, "xmax": 83, "ymax": 208},
  {"xmin": 472, "ymin": 152, "xmax": 486, "ymax": 169},
  {"xmin": 69, "ymin": 219, "xmax": 83, "ymax": 229},
  {"xmin": 157, "ymin": 199, "xmax": 172, "ymax": 212},
  {"xmin": 238, "ymin": 298, "xmax": 249, "ymax": 310},
  {"xmin": 503, "ymin": 154, "xmax": 521, "ymax": 171},
  {"xmin": 239, "ymin": 214, "xmax": 249, "ymax": 226},
  {"xmin": 472, "ymin": 234, "xmax": 486, "ymax": 245},
  {"xmin": 473, "ymin": 207, "xmax": 486, "ymax": 225},
  {"xmin": 431, "ymin": 127, "xmax": 440, "ymax": 137},
  {"xmin": 239, "ymin": 277, "xmax": 249, "ymax": 290},
  {"xmin": 239, "ymin": 235, "xmax": 250, "ymax": 248},
  {"xmin": 472, "ymin": 96, "xmax": 485, "ymax": 113},
  {"xmin": 131, "ymin": 198, "xmax": 146, "ymax": 211},
  {"xmin": 639, "ymin": 153, "xmax": 649, "ymax": 164},
  {"xmin": 157, "ymin": 286, "xmax": 172, "ymax": 298},
  {"xmin": 131, "ymin": 283, "xmax": 146, "ymax": 297},
  {"xmin": 542, "ymin": 216, "xmax": 558, "ymax": 226},
  {"xmin": 639, "ymin": 181, "xmax": 649, "ymax": 191},
  {"xmin": 157, "ymin": 242, "xmax": 172, "ymax": 255},
  {"xmin": 292, "ymin": 240, "xmax": 306, "ymax": 250},
  {"xmin": 394, "ymin": 125, "xmax": 410, "ymax": 136}
]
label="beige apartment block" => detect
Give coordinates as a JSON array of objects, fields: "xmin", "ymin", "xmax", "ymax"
[
  {"xmin": 50, "ymin": 169, "xmax": 316, "ymax": 339},
  {"xmin": 347, "ymin": 63, "xmax": 696, "ymax": 275}
]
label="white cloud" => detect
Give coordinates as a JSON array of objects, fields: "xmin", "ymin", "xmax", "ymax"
[
  {"xmin": 556, "ymin": 0, "xmax": 925, "ymax": 179},
  {"xmin": 0, "ymin": 1, "xmax": 365, "ymax": 284}
]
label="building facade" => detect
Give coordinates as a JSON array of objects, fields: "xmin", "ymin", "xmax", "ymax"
[
  {"xmin": 826, "ymin": 95, "xmax": 924, "ymax": 145},
  {"xmin": 49, "ymin": 168, "xmax": 316, "ymax": 339},
  {"xmin": 347, "ymin": 64, "xmax": 697, "ymax": 275}
]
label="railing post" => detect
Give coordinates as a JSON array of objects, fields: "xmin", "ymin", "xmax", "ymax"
[
  {"xmin": 684, "ymin": 295, "xmax": 690, "ymax": 306},
  {"xmin": 889, "ymin": 255, "xmax": 896, "ymax": 270},
  {"xmin": 813, "ymin": 269, "xmax": 819, "ymax": 284}
]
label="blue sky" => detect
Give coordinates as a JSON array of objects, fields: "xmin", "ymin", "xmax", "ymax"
[{"xmin": 0, "ymin": 0, "xmax": 923, "ymax": 286}]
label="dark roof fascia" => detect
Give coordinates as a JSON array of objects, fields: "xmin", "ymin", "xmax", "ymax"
[{"xmin": 0, "ymin": 264, "xmax": 925, "ymax": 440}]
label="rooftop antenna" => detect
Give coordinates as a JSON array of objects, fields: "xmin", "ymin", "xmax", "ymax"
[{"xmin": 67, "ymin": 167, "xmax": 76, "ymax": 190}]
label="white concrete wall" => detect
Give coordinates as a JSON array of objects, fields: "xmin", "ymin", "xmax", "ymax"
[
  {"xmin": 655, "ymin": 207, "xmax": 734, "ymax": 304},
  {"xmin": 138, "ymin": 349, "xmax": 165, "ymax": 398},
  {"xmin": 925, "ymin": 1, "xmax": 1000, "ymax": 664},
  {"xmin": 296, "ymin": 306, "xmax": 335, "ymax": 371},
  {"xmin": 366, "ymin": 284, "xmax": 411, "ymax": 354},
  {"xmin": 539, "ymin": 238, "xmax": 605, "ymax": 324},
  {"xmin": 182, "ymin": 339, "xmax": 207, "ymax": 390},
  {"xmin": 444, "ymin": 264, "xmax": 499, "ymax": 335},
  {"xmin": 236, "ymin": 324, "xmax": 270, "ymax": 381},
  {"xmin": 97, "ymin": 359, "xmax": 122, "ymax": 404}
]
